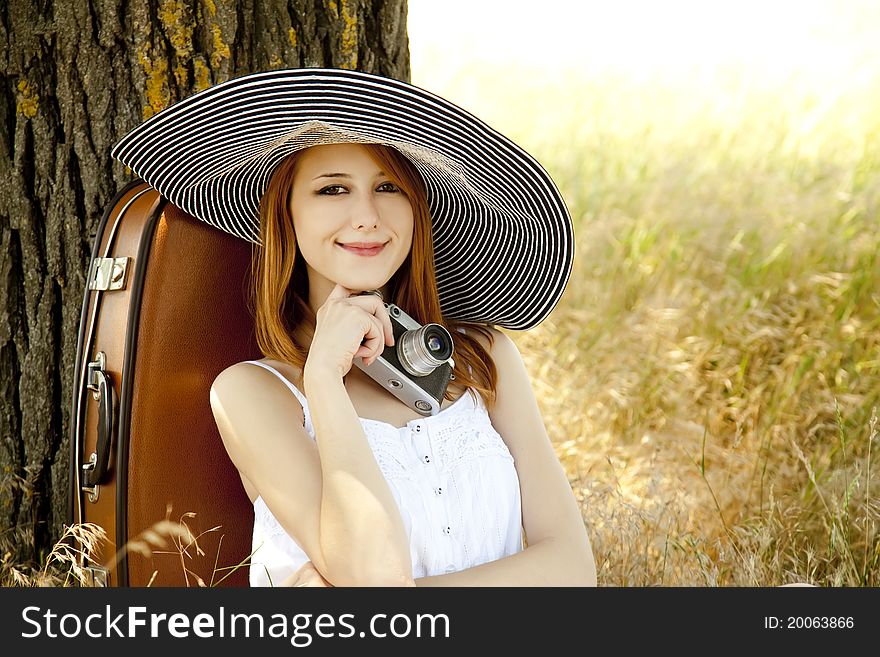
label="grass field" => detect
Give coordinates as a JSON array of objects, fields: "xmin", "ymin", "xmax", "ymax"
[{"xmin": 409, "ymin": 3, "xmax": 880, "ymax": 585}]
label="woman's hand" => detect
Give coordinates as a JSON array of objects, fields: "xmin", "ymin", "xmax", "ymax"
[
  {"xmin": 304, "ymin": 284, "xmax": 395, "ymax": 380},
  {"xmin": 281, "ymin": 561, "xmax": 334, "ymax": 587}
]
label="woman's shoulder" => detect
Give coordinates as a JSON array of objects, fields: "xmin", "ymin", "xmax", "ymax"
[
  {"xmin": 210, "ymin": 358, "xmax": 306, "ymax": 420},
  {"xmin": 474, "ymin": 328, "xmax": 529, "ymax": 416},
  {"xmin": 460, "ymin": 325, "xmax": 519, "ymax": 364},
  {"xmin": 210, "ymin": 358, "xmax": 308, "ymax": 441},
  {"xmin": 214, "ymin": 357, "xmax": 303, "ymax": 389}
]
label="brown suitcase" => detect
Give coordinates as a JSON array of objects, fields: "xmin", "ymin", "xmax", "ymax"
[{"xmin": 68, "ymin": 179, "xmax": 261, "ymax": 586}]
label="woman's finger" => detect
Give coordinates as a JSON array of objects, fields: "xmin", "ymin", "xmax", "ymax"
[
  {"xmin": 280, "ymin": 570, "xmax": 303, "ymax": 587},
  {"xmin": 289, "ymin": 561, "xmax": 333, "ymax": 587},
  {"xmin": 342, "ymin": 295, "xmax": 395, "ymax": 347},
  {"xmin": 357, "ymin": 314, "xmax": 386, "ymax": 364},
  {"xmin": 326, "ymin": 283, "xmax": 355, "ymax": 302},
  {"xmin": 281, "ymin": 561, "xmax": 325, "ymax": 587}
]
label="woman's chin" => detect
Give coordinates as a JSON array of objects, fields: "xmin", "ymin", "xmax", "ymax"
[{"xmin": 335, "ymin": 278, "xmax": 389, "ymax": 293}]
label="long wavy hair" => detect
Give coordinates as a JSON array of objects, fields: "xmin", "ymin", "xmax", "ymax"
[{"xmin": 249, "ymin": 143, "xmax": 498, "ymax": 409}]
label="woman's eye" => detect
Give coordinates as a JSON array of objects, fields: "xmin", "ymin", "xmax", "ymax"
[
  {"xmin": 377, "ymin": 182, "xmax": 401, "ymax": 193},
  {"xmin": 318, "ymin": 185, "xmax": 346, "ymax": 195}
]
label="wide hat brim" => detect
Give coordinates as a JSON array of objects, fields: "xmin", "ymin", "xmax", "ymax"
[{"xmin": 111, "ymin": 68, "xmax": 573, "ymax": 330}]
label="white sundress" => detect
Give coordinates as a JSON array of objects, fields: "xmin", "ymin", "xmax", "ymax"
[{"xmin": 243, "ymin": 360, "xmax": 524, "ymax": 586}]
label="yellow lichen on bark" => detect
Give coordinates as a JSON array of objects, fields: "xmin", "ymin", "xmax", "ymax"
[
  {"xmin": 203, "ymin": 0, "xmax": 217, "ymax": 18},
  {"xmin": 158, "ymin": 0, "xmax": 194, "ymax": 87},
  {"xmin": 289, "ymin": 26, "xmax": 298, "ymax": 48},
  {"xmin": 323, "ymin": 0, "xmax": 357, "ymax": 68},
  {"xmin": 211, "ymin": 24, "xmax": 231, "ymax": 68},
  {"xmin": 339, "ymin": 0, "xmax": 358, "ymax": 70},
  {"xmin": 159, "ymin": 0, "xmax": 194, "ymax": 56},
  {"xmin": 16, "ymin": 80, "xmax": 39, "ymax": 118},
  {"xmin": 194, "ymin": 57, "xmax": 212, "ymax": 91},
  {"xmin": 138, "ymin": 45, "xmax": 171, "ymax": 120}
]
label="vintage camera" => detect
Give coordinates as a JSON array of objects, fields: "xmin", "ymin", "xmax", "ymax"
[{"xmin": 352, "ymin": 297, "xmax": 455, "ymax": 416}]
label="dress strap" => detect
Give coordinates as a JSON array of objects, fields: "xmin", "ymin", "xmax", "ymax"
[{"xmin": 243, "ymin": 361, "xmax": 313, "ymax": 436}]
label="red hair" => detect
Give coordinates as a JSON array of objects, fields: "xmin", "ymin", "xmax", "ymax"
[{"xmin": 249, "ymin": 144, "xmax": 497, "ymax": 408}]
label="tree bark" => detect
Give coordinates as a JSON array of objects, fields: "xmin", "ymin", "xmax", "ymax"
[{"xmin": 0, "ymin": 0, "xmax": 409, "ymax": 564}]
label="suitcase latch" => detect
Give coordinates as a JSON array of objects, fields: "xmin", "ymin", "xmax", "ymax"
[
  {"xmin": 81, "ymin": 452, "xmax": 100, "ymax": 503},
  {"xmin": 83, "ymin": 564, "xmax": 109, "ymax": 587},
  {"xmin": 87, "ymin": 352, "xmax": 107, "ymax": 400},
  {"xmin": 89, "ymin": 257, "xmax": 129, "ymax": 291}
]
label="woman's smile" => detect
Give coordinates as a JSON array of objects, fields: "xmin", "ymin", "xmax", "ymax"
[{"xmin": 336, "ymin": 241, "xmax": 388, "ymax": 256}]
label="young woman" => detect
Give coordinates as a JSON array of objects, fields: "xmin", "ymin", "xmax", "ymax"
[{"xmin": 111, "ymin": 68, "xmax": 596, "ymax": 587}]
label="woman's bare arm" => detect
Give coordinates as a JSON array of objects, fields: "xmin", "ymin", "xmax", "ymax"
[
  {"xmin": 211, "ymin": 363, "xmax": 413, "ymax": 587},
  {"xmin": 304, "ymin": 367, "xmax": 414, "ymax": 586}
]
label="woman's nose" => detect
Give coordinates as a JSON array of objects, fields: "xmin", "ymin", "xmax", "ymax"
[{"xmin": 351, "ymin": 192, "xmax": 380, "ymax": 230}]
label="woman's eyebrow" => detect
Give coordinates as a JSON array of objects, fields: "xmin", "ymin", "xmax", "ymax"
[{"xmin": 312, "ymin": 171, "xmax": 387, "ymax": 181}]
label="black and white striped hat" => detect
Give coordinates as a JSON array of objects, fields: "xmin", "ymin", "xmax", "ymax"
[{"xmin": 111, "ymin": 68, "xmax": 573, "ymax": 330}]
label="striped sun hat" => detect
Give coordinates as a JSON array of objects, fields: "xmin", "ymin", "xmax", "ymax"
[{"xmin": 111, "ymin": 68, "xmax": 574, "ymax": 330}]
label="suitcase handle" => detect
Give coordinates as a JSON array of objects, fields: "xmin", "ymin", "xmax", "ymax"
[{"xmin": 84, "ymin": 361, "xmax": 116, "ymax": 488}]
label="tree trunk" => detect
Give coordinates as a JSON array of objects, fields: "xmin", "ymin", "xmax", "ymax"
[{"xmin": 0, "ymin": 0, "xmax": 409, "ymax": 564}]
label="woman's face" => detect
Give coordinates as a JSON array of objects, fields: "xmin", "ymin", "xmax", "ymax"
[{"xmin": 290, "ymin": 143, "xmax": 414, "ymax": 297}]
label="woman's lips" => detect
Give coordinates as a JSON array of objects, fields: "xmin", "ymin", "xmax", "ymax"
[{"xmin": 337, "ymin": 242, "xmax": 387, "ymax": 256}]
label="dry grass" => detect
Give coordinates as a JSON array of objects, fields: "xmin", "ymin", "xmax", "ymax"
[
  {"xmin": 497, "ymin": 66, "xmax": 880, "ymax": 586},
  {"xmin": 0, "ymin": 506, "xmax": 253, "ymax": 587}
]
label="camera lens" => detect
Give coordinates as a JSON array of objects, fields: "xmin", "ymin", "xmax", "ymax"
[
  {"xmin": 397, "ymin": 323, "xmax": 454, "ymax": 376},
  {"xmin": 424, "ymin": 326, "xmax": 453, "ymax": 359}
]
